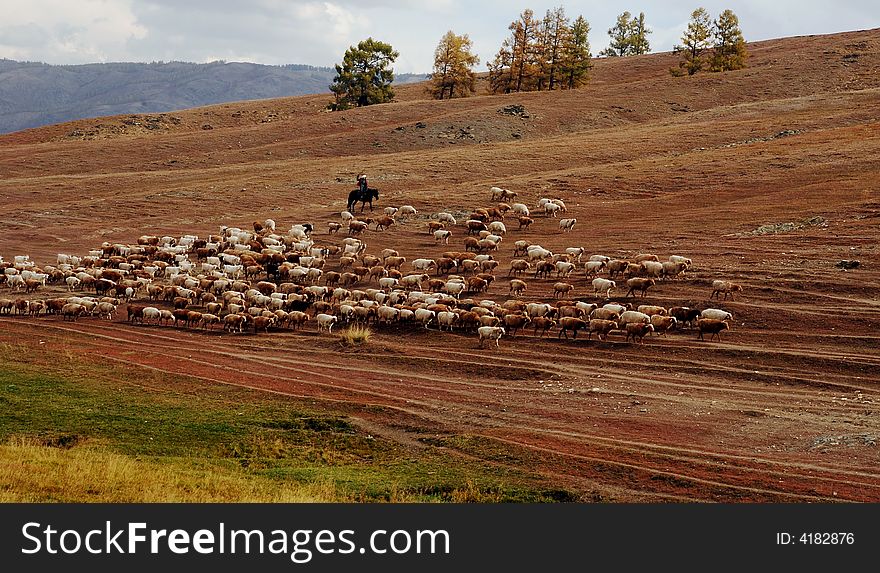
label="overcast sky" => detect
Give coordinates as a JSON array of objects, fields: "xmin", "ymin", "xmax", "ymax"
[{"xmin": 0, "ymin": 1, "xmax": 877, "ymax": 73}]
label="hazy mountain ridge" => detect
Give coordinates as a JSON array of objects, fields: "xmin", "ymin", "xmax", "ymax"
[{"xmin": 0, "ymin": 59, "xmax": 428, "ymax": 134}]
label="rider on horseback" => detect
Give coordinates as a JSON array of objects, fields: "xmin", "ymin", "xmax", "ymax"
[{"xmin": 357, "ymin": 173, "xmax": 368, "ymax": 194}]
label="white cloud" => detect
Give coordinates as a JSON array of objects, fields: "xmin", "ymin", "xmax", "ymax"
[{"xmin": 0, "ymin": 0, "xmax": 147, "ymax": 63}]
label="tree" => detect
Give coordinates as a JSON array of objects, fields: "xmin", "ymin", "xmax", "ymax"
[
  {"xmin": 673, "ymin": 7, "xmax": 713, "ymax": 75},
  {"xmin": 329, "ymin": 38, "xmax": 399, "ymax": 110},
  {"xmin": 599, "ymin": 11, "xmax": 651, "ymax": 57},
  {"xmin": 540, "ymin": 6, "xmax": 569, "ymax": 90},
  {"xmin": 711, "ymin": 9, "xmax": 748, "ymax": 72},
  {"xmin": 430, "ymin": 31, "xmax": 479, "ymax": 99},
  {"xmin": 559, "ymin": 15, "xmax": 592, "ymax": 89},
  {"xmin": 599, "ymin": 11, "xmax": 633, "ymax": 57},
  {"xmin": 629, "ymin": 12, "xmax": 651, "ymax": 55}
]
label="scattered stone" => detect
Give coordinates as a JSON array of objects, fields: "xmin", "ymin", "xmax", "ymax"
[
  {"xmin": 498, "ymin": 104, "xmax": 528, "ymax": 117},
  {"xmin": 836, "ymin": 259, "xmax": 860, "ymax": 269},
  {"xmin": 415, "ymin": 121, "xmax": 427, "ymax": 128},
  {"xmin": 202, "ymin": 124, "xmax": 213, "ymax": 130}
]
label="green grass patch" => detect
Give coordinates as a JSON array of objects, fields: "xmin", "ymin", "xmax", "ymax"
[{"xmin": 0, "ymin": 342, "xmax": 574, "ymax": 502}]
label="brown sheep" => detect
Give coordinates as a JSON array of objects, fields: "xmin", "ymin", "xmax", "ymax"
[
  {"xmin": 509, "ymin": 279, "xmax": 527, "ymax": 297},
  {"xmin": 531, "ymin": 316, "xmax": 556, "ymax": 337},
  {"xmin": 427, "ymin": 221, "xmax": 446, "ymax": 233},
  {"xmin": 553, "ymin": 282, "xmax": 574, "ymax": 299},
  {"xmin": 503, "ymin": 313, "xmax": 531, "ymax": 337},
  {"xmin": 650, "ymin": 315, "xmax": 678, "ymax": 335},
  {"xmin": 508, "ymin": 259, "xmax": 530, "ymax": 277},
  {"xmin": 625, "ymin": 322, "xmax": 654, "ymax": 343},
  {"xmin": 348, "ymin": 221, "xmax": 368, "ymax": 235},
  {"xmin": 634, "ymin": 253, "xmax": 660, "ymax": 263},
  {"xmin": 697, "ymin": 318, "xmax": 730, "ymax": 341},
  {"xmin": 711, "ymin": 280, "xmax": 744, "ymax": 301},
  {"xmin": 558, "ymin": 317, "xmax": 588, "ymax": 339},
  {"xmin": 466, "ymin": 220, "xmax": 488, "ymax": 235},
  {"xmin": 518, "ymin": 216, "xmax": 534, "ymax": 231},
  {"xmin": 606, "ymin": 259, "xmax": 630, "ymax": 279},
  {"xmin": 670, "ymin": 307, "xmax": 701, "ymax": 329},
  {"xmin": 374, "ymin": 215, "xmax": 395, "ymax": 231},
  {"xmin": 625, "ymin": 278, "xmax": 655, "ymax": 297},
  {"xmin": 588, "ymin": 319, "xmax": 617, "ymax": 341},
  {"xmin": 464, "ymin": 237, "xmax": 481, "ymax": 252},
  {"xmin": 467, "ymin": 277, "xmax": 489, "ymax": 293}
]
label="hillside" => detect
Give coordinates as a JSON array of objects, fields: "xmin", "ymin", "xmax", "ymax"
[
  {"xmin": 0, "ymin": 29, "xmax": 879, "ymax": 502},
  {"xmin": 0, "ymin": 59, "xmax": 427, "ymax": 134}
]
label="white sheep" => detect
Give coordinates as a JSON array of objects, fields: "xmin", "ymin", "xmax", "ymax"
[
  {"xmin": 398, "ymin": 205, "xmax": 417, "ymax": 216},
  {"xmin": 544, "ymin": 202, "xmax": 562, "ymax": 217},
  {"xmin": 558, "ymin": 218, "xmax": 577, "ymax": 232},
  {"xmin": 437, "ymin": 213, "xmax": 457, "ymax": 225},
  {"xmin": 434, "ymin": 229, "xmax": 451, "ymax": 244},
  {"xmin": 487, "ymin": 221, "xmax": 507, "ymax": 234},
  {"xmin": 701, "ymin": 308, "xmax": 733, "ymax": 321},
  {"xmin": 316, "ymin": 313, "xmax": 338, "ymax": 334},
  {"xmin": 592, "ymin": 278, "xmax": 616, "ymax": 298},
  {"xmin": 511, "ymin": 203, "xmax": 530, "ymax": 216},
  {"xmin": 478, "ymin": 326, "xmax": 505, "ymax": 348}
]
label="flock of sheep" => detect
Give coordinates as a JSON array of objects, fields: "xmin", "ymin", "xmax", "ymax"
[{"xmin": 0, "ymin": 185, "xmax": 742, "ymax": 349}]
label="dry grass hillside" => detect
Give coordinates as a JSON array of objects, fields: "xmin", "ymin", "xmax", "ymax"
[{"xmin": 0, "ymin": 29, "xmax": 879, "ymax": 502}]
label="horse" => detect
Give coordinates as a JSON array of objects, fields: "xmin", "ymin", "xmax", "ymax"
[{"xmin": 347, "ymin": 186, "xmax": 379, "ymax": 213}]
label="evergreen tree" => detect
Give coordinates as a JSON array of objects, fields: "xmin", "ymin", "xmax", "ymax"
[
  {"xmin": 711, "ymin": 9, "xmax": 748, "ymax": 72},
  {"xmin": 629, "ymin": 12, "xmax": 652, "ymax": 55},
  {"xmin": 328, "ymin": 38, "xmax": 399, "ymax": 110},
  {"xmin": 559, "ymin": 15, "xmax": 592, "ymax": 89},
  {"xmin": 674, "ymin": 7, "xmax": 713, "ymax": 75},
  {"xmin": 599, "ymin": 11, "xmax": 633, "ymax": 57},
  {"xmin": 429, "ymin": 31, "xmax": 479, "ymax": 99}
]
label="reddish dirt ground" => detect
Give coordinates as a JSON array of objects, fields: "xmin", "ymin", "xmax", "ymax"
[{"xmin": 1, "ymin": 30, "xmax": 879, "ymax": 501}]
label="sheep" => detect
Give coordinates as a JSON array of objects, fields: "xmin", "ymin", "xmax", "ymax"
[
  {"xmin": 140, "ymin": 306, "xmax": 162, "ymax": 324},
  {"xmin": 414, "ymin": 308, "xmax": 436, "ymax": 328},
  {"xmin": 466, "ymin": 220, "xmax": 487, "ymax": 235},
  {"xmin": 701, "ymin": 308, "xmax": 733, "ymax": 322},
  {"xmin": 697, "ymin": 318, "xmax": 729, "ymax": 341},
  {"xmin": 670, "ymin": 307, "xmax": 701, "ymax": 329},
  {"xmin": 61, "ymin": 303, "xmax": 87, "ymax": 321},
  {"xmin": 637, "ymin": 305, "xmax": 667, "ymax": 316},
  {"xmin": 588, "ymin": 319, "xmax": 617, "ymax": 341},
  {"xmin": 555, "ymin": 261, "xmax": 576, "ymax": 278},
  {"xmin": 384, "ymin": 256, "xmax": 406, "ymax": 270},
  {"xmin": 584, "ymin": 260, "xmax": 606, "ymax": 277},
  {"xmin": 669, "ymin": 255, "xmax": 693, "ymax": 267},
  {"xmin": 223, "ymin": 313, "xmax": 246, "ymax": 333},
  {"xmin": 315, "ymin": 313, "xmax": 338, "ymax": 334},
  {"xmin": 374, "ymin": 215, "xmax": 396, "ymax": 231},
  {"xmin": 640, "ymin": 261, "xmax": 664, "ymax": 278},
  {"xmin": 478, "ymin": 325, "xmax": 505, "ymax": 348},
  {"xmin": 591, "ymin": 278, "xmax": 616, "ymax": 298},
  {"xmin": 397, "ymin": 205, "xmax": 417, "ymax": 217},
  {"xmin": 399, "ymin": 274, "xmax": 429, "ymax": 290},
  {"xmin": 348, "ymin": 221, "xmax": 369, "ymax": 235},
  {"xmin": 508, "ymin": 259, "xmax": 530, "ymax": 277},
  {"xmin": 650, "ymin": 315, "xmax": 678, "ymax": 335},
  {"xmin": 711, "ymin": 280, "xmax": 744, "ymax": 300},
  {"xmin": 412, "ymin": 258, "xmax": 437, "ymax": 272},
  {"xmin": 502, "ymin": 313, "xmax": 531, "ymax": 337},
  {"xmin": 558, "ymin": 317, "xmax": 588, "ymax": 339},
  {"xmin": 437, "ymin": 212, "xmax": 457, "ymax": 225},
  {"xmin": 508, "ymin": 279, "xmax": 527, "ymax": 297},
  {"xmin": 553, "ymin": 282, "xmax": 574, "ymax": 298},
  {"xmin": 378, "ymin": 277, "xmax": 399, "ymax": 290},
  {"xmin": 606, "ymin": 259, "xmax": 630, "ymax": 279},
  {"xmin": 625, "ymin": 323, "xmax": 654, "ymax": 343},
  {"xmin": 527, "ymin": 246, "xmax": 552, "ymax": 262},
  {"xmin": 384, "ymin": 206, "xmax": 400, "ymax": 217},
  {"xmin": 490, "ymin": 186, "xmax": 508, "ymax": 201},
  {"xmin": 511, "ymin": 203, "xmax": 530, "ymax": 216},
  {"xmin": 526, "ymin": 302, "xmax": 556, "ymax": 319},
  {"xmin": 661, "ymin": 261, "xmax": 687, "ymax": 279},
  {"xmin": 512, "ymin": 240, "xmax": 530, "ymax": 257},
  {"xmin": 625, "ymin": 277, "xmax": 655, "ymax": 297},
  {"xmin": 437, "ymin": 311, "xmax": 459, "ymax": 332},
  {"xmin": 558, "ymin": 218, "xmax": 577, "ymax": 232},
  {"xmin": 618, "ymin": 310, "xmax": 651, "ymax": 328},
  {"xmin": 634, "ymin": 253, "xmax": 660, "ymax": 263},
  {"xmin": 543, "ymin": 202, "xmax": 562, "ymax": 217},
  {"xmin": 487, "ymin": 221, "xmax": 507, "ymax": 235},
  {"xmin": 288, "ymin": 311, "xmax": 310, "ymax": 330},
  {"xmin": 517, "ymin": 216, "xmax": 534, "ymax": 231},
  {"xmin": 95, "ymin": 302, "xmax": 117, "ymax": 320}
]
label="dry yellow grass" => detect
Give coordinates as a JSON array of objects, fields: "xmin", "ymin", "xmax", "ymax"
[
  {"xmin": 0, "ymin": 438, "xmax": 342, "ymax": 503},
  {"xmin": 338, "ymin": 325, "xmax": 372, "ymax": 347}
]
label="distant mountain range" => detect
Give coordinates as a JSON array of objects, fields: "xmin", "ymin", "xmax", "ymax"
[{"xmin": 0, "ymin": 59, "xmax": 428, "ymax": 134}]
